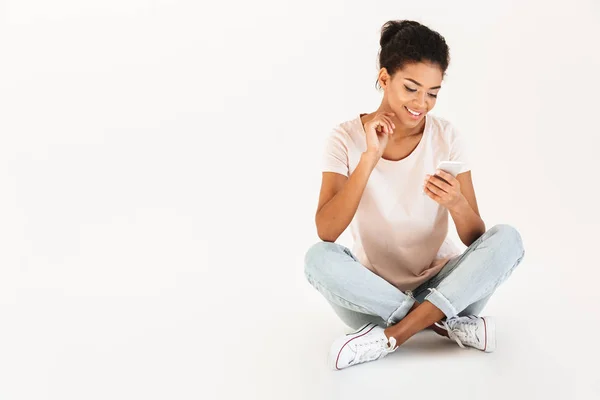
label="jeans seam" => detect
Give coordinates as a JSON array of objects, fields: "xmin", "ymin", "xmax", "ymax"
[{"xmin": 427, "ymin": 231, "xmax": 500, "ymax": 291}]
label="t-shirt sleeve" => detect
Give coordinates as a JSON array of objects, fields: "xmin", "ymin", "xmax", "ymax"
[
  {"xmin": 322, "ymin": 127, "xmax": 349, "ymax": 177},
  {"xmin": 448, "ymin": 123, "xmax": 472, "ymax": 173}
]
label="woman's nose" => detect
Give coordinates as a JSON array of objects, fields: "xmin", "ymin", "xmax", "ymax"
[{"xmin": 415, "ymin": 92, "xmax": 426, "ymax": 108}]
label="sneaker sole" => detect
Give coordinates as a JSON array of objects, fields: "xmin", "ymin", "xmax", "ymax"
[
  {"xmin": 328, "ymin": 323, "xmax": 376, "ymax": 370},
  {"xmin": 482, "ymin": 316, "xmax": 496, "ymax": 352}
]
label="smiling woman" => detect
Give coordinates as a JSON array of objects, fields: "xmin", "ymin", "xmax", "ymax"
[{"xmin": 303, "ymin": 19, "xmax": 525, "ymax": 371}]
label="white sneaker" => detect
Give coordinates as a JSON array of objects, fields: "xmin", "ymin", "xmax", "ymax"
[
  {"xmin": 328, "ymin": 323, "xmax": 397, "ymax": 370},
  {"xmin": 442, "ymin": 315, "xmax": 496, "ymax": 352}
]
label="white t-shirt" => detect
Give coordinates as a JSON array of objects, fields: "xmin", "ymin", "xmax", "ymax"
[{"xmin": 322, "ymin": 112, "xmax": 472, "ymax": 292}]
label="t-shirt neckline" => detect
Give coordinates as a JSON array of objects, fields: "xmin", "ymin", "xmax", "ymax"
[{"xmin": 358, "ymin": 112, "xmax": 429, "ymax": 165}]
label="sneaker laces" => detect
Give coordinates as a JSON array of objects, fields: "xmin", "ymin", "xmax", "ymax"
[
  {"xmin": 442, "ymin": 317, "xmax": 480, "ymax": 348},
  {"xmin": 351, "ymin": 335, "xmax": 397, "ymax": 364}
]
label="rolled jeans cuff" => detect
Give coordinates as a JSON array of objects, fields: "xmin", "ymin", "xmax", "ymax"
[
  {"xmin": 424, "ymin": 288, "xmax": 459, "ymax": 319},
  {"xmin": 386, "ymin": 290, "xmax": 416, "ymax": 326}
]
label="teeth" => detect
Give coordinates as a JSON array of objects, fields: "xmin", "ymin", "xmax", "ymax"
[{"xmin": 405, "ymin": 106, "xmax": 421, "ymax": 116}]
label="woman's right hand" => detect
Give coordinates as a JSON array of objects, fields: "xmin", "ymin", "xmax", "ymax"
[{"xmin": 363, "ymin": 112, "xmax": 395, "ymax": 159}]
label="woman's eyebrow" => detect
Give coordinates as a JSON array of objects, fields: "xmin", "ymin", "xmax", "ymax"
[{"xmin": 404, "ymin": 78, "xmax": 441, "ymax": 90}]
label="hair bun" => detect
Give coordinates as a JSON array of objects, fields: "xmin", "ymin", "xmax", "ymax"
[{"xmin": 379, "ymin": 20, "xmax": 421, "ymax": 48}]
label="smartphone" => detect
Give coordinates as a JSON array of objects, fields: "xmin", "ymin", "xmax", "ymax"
[
  {"xmin": 423, "ymin": 161, "xmax": 465, "ymax": 196},
  {"xmin": 436, "ymin": 161, "xmax": 465, "ymax": 177}
]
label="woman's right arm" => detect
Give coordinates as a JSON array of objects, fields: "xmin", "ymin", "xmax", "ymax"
[
  {"xmin": 315, "ymin": 111, "xmax": 395, "ymax": 242},
  {"xmin": 315, "ymin": 152, "xmax": 379, "ymax": 242}
]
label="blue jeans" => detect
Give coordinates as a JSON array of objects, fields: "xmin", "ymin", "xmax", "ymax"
[{"xmin": 304, "ymin": 224, "xmax": 525, "ymax": 330}]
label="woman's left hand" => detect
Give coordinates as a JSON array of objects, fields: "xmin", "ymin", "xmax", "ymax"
[{"xmin": 423, "ymin": 169, "xmax": 464, "ymax": 210}]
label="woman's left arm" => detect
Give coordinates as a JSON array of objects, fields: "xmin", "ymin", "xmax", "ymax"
[{"xmin": 424, "ymin": 169, "xmax": 486, "ymax": 246}]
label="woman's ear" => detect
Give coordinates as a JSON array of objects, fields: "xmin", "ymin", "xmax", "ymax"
[{"xmin": 378, "ymin": 67, "xmax": 391, "ymax": 90}]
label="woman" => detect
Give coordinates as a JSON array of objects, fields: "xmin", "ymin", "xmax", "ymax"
[{"xmin": 303, "ymin": 20, "xmax": 525, "ymax": 371}]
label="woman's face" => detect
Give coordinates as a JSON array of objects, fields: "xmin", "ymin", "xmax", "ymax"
[{"xmin": 379, "ymin": 62, "xmax": 444, "ymax": 129}]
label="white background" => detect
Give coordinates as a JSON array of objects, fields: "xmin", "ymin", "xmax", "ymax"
[{"xmin": 1, "ymin": 0, "xmax": 599, "ymax": 399}]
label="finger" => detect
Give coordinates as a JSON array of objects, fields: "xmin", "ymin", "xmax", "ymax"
[
  {"xmin": 375, "ymin": 122, "xmax": 387, "ymax": 134},
  {"xmin": 434, "ymin": 169, "xmax": 456, "ymax": 184},
  {"xmin": 382, "ymin": 116, "xmax": 396, "ymax": 131},
  {"xmin": 376, "ymin": 118, "xmax": 392, "ymax": 135},
  {"xmin": 425, "ymin": 182, "xmax": 445, "ymax": 197},
  {"xmin": 378, "ymin": 119, "xmax": 393, "ymax": 134},
  {"xmin": 426, "ymin": 175, "xmax": 452, "ymax": 192},
  {"xmin": 378, "ymin": 118, "xmax": 392, "ymax": 133},
  {"xmin": 424, "ymin": 185, "xmax": 442, "ymax": 201},
  {"xmin": 377, "ymin": 116, "xmax": 393, "ymax": 133}
]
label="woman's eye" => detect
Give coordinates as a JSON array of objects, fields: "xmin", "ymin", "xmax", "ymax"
[{"xmin": 404, "ymin": 85, "xmax": 438, "ymax": 98}]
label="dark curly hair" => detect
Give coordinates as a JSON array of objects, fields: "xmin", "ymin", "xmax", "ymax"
[{"xmin": 375, "ymin": 20, "xmax": 450, "ymax": 90}]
